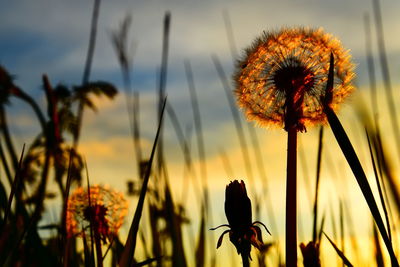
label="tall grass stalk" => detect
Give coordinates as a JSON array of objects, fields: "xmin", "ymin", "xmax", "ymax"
[
  {"xmin": 157, "ymin": 12, "xmax": 170, "ymax": 163},
  {"xmin": 372, "ymin": 0, "xmax": 400, "ymax": 162},
  {"xmin": 61, "ymin": 149, "xmax": 74, "ymax": 266},
  {"xmin": 119, "ymin": 97, "xmax": 167, "ymax": 267},
  {"xmin": 329, "ymin": 202, "xmax": 340, "ymax": 267},
  {"xmin": 165, "ymin": 103, "xmax": 201, "ymax": 204},
  {"xmin": 111, "ymin": 14, "xmax": 143, "ymax": 167},
  {"xmin": 219, "ymin": 149, "xmax": 235, "ymax": 177},
  {"xmin": 211, "ymin": 55, "xmax": 257, "ymax": 197},
  {"xmin": 84, "ymin": 161, "xmax": 96, "ymax": 267},
  {"xmin": 323, "ymin": 232, "xmax": 353, "ymax": 267},
  {"xmin": 325, "ymin": 106, "xmax": 399, "ymax": 266},
  {"xmin": 312, "ymin": 127, "xmax": 324, "ymax": 243},
  {"xmin": 184, "ymin": 60, "xmax": 216, "ymax": 266},
  {"xmin": 373, "ymin": 129, "xmax": 400, "ymax": 226},
  {"xmin": 298, "ymin": 136, "xmax": 313, "ymax": 211},
  {"xmin": 339, "ymin": 200, "xmax": 345, "ymax": 267},
  {"xmin": 323, "ymin": 53, "xmax": 399, "ymax": 265},
  {"xmin": 368, "ymin": 125, "xmax": 400, "ymax": 254},
  {"xmin": 0, "ymin": 143, "xmax": 13, "ymax": 185},
  {"xmin": 373, "ymin": 221, "xmax": 385, "ymax": 267},
  {"xmin": 0, "ymin": 106, "xmax": 18, "ymax": 171},
  {"xmin": 363, "ymin": 13, "xmax": 379, "ymax": 126},
  {"xmin": 2, "ymin": 144, "xmax": 24, "ymax": 231},
  {"xmin": 0, "ymin": 145, "xmax": 26, "ymax": 266},
  {"xmin": 366, "ymin": 128, "xmax": 392, "ymax": 241},
  {"xmin": 222, "ymin": 12, "xmax": 278, "ymax": 242},
  {"xmin": 184, "ymin": 60, "xmax": 208, "ymax": 210},
  {"xmin": 75, "ymin": 0, "xmax": 101, "ymax": 147}
]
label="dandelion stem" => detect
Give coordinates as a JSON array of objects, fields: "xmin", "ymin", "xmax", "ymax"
[
  {"xmin": 241, "ymin": 254, "xmax": 250, "ymax": 267},
  {"xmin": 286, "ymin": 128, "xmax": 297, "ymax": 267}
]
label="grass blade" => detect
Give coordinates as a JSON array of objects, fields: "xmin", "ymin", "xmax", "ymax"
[
  {"xmin": 366, "ymin": 128, "xmax": 392, "ymax": 241},
  {"xmin": 222, "ymin": 10, "xmax": 238, "ymax": 62},
  {"xmin": 313, "ymin": 127, "xmax": 324, "ymax": 243},
  {"xmin": 339, "ymin": 200, "xmax": 345, "ymax": 267},
  {"xmin": 195, "ymin": 206, "xmax": 206, "ymax": 267},
  {"xmin": 222, "ymin": 10, "xmax": 279, "ymax": 238},
  {"xmin": 84, "ymin": 160, "xmax": 95, "ymax": 266},
  {"xmin": 2, "ymin": 144, "xmax": 25, "ymax": 229},
  {"xmin": 363, "ymin": 13, "xmax": 379, "ymax": 125},
  {"xmin": 298, "ymin": 136, "xmax": 313, "ymax": 208},
  {"xmin": 185, "ymin": 60, "xmax": 217, "ymax": 266},
  {"xmin": 165, "ymin": 102, "xmax": 201, "ymax": 205},
  {"xmin": 325, "ymin": 54, "xmax": 398, "ymax": 266},
  {"xmin": 157, "ymin": 12, "xmax": 170, "ymax": 168},
  {"xmin": 74, "ymin": 0, "xmax": 102, "ymax": 147},
  {"xmin": 212, "ymin": 55, "xmax": 257, "ymax": 196},
  {"xmin": 164, "ymin": 180, "xmax": 187, "ymax": 266},
  {"xmin": 373, "ymin": 129, "xmax": 400, "ymax": 225},
  {"xmin": 0, "ymin": 142, "xmax": 13, "ymax": 185},
  {"xmin": 61, "ymin": 148, "xmax": 75, "ymax": 266},
  {"xmin": 373, "ymin": 220, "xmax": 385, "ymax": 267},
  {"xmin": 119, "ymin": 97, "xmax": 167, "ymax": 267},
  {"xmin": 325, "ymin": 106, "xmax": 398, "ymax": 266},
  {"xmin": 323, "ymin": 232, "xmax": 353, "ymax": 267},
  {"xmin": 0, "ymin": 145, "xmax": 25, "ymax": 266},
  {"xmin": 372, "ymin": 0, "xmax": 400, "ymax": 162},
  {"xmin": 0, "ymin": 106, "xmax": 19, "ymax": 171},
  {"xmin": 184, "ymin": 60, "xmax": 207, "ymax": 199}
]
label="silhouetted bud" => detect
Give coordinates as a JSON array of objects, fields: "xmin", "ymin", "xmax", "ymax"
[{"xmin": 211, "ymin": 180, "xmax": 270, "ymax": 261}]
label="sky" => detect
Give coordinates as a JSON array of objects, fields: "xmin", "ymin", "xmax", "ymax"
[{"xmin": 2, "ymin": 0, "xmax": 400, "ymax": 265}]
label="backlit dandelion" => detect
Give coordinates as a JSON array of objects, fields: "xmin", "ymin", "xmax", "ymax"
[
  {"xmin": 234, "ymin": 27, "xmax": 355, "ymax": 132},
  {"xmin": 234, "ymin": 27, "xmax": 355, "ymax": 266},
  {"xmin": 66, "ymin": 184, "xmax": 128, "ymax": 242}
]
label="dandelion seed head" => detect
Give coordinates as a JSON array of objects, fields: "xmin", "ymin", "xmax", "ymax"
[
  {"xmin": 234, "ymin": 27, "xmax": 355, "ymax": 131},
  {"xmin": 66, "ymin": 184, "xmax": 128, "ymax": 240}
]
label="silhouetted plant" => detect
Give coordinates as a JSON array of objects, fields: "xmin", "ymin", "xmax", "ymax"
[
  {"xmin": 211, "ymin": 180, "xmax": 270, "ymax": 267},
  {"xmin": 234, "ymin": 27, "xmax": 354, "ymax": 266}
]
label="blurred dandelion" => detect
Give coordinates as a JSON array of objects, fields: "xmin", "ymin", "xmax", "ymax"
[
  {"xmin": 66, "ymin": 184, "xmax": 128, "ymax": 243},
  {"xmin": 234, "ymin": 27, "xmax": 355, "ymax": 266},
  {"xmin": 211, "ymin": 180, "xmax": 270, "ymax": 267},
  {"xmin": 234, "ymin": 27, "xmax": 354, "ymax": 132}
]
